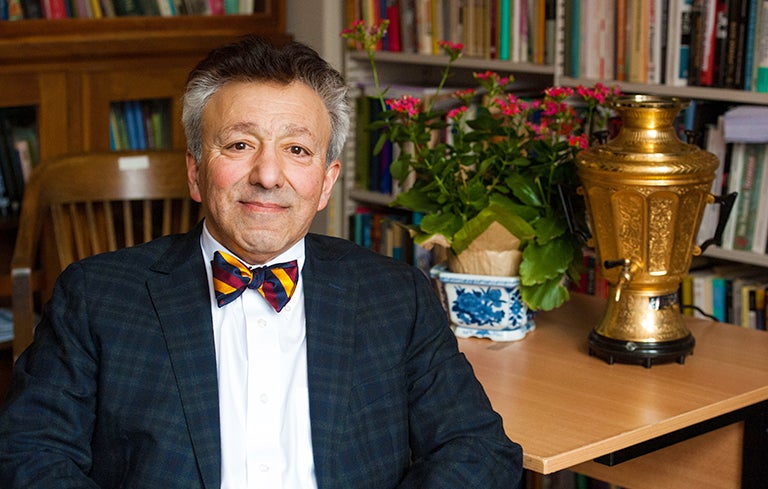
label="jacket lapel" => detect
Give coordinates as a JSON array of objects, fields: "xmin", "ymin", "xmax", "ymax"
[
  {"xmin": 303, "ymin": 235, "xmax": 356, "ymax": 487},
  {"xmin": 146, "ymin": 226, "xmax": 221, "ymax": 489}
]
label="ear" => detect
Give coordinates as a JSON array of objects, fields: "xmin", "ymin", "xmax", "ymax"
[
  {"xmin": 317, "ymin": 160, "xmax": 341, "ymax": 211},
  {"xmin": 186, "ymin": 151, "xmax": 202, "ymax": 203}
]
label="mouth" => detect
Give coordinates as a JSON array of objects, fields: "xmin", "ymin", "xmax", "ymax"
[{"xmin": 240, "ymin": 200, "xmax": 288, "ymax": 212}]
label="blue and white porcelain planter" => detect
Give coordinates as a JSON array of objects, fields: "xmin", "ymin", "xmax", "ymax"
[{"xmin": 430, "ymin": 263, "xmax": 535, "ymax": 341}]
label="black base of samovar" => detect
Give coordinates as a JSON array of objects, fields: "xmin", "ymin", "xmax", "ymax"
[{"xmin": 588, "ymin": 330, "xmax": 695, "ymax": 368}]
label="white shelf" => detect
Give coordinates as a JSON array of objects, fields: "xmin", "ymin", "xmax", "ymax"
[
  {"xmin": 348, "ymin": 189, "xmax": 395, "ymax": 207},
  {"xmin": 702, "ymin": 246, "xmax": 768, "ymax": 268},
  {"xmin": 558, "ymin": 76, "xmax": 768, "ymax": 106},
  {"xmin": 348, "ymin": 50, "xmax": 555, "ymax": 75}
]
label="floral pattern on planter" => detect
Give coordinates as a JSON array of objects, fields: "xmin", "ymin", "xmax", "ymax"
[{"xmin": 431, "ymin": 264, "xmax": 535, "ymax": 342}]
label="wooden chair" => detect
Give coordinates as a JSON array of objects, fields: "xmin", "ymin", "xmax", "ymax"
[{"xmin": 10, "ymin": 151, "xmax": 201, "ymax": 359}]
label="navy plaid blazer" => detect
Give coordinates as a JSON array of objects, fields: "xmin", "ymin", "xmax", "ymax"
[{"xmin": 0, "ymin": 224, "xmax": 522, "ymax": 488}]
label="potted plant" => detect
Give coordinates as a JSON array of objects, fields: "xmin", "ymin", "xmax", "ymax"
[{"xmin": 342, "ymin": 20, "xmax": 620, "ymax": 338}]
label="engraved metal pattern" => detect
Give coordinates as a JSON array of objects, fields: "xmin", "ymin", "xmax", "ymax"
[{"xmin": 575, "ymin": 95, "xmax": 719, "ymax": 346}]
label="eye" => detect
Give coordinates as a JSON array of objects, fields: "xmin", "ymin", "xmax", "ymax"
[
  {"xmin": 231, "ymin": 142, "xmax": 249, "ymax": 151},
  {"xmin": 288, "ymin": 145, "xmax": 311, "ymax": 156}
]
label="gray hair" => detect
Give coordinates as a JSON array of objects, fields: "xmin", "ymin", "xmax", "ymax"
[{"xmin": 182, "ymin": 36, "xmax": 351, "ymax": 165}]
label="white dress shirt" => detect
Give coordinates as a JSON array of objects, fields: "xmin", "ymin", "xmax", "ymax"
[{"xmin": 200, "ymin": 224, "xmax": 317, "ymax": 489}]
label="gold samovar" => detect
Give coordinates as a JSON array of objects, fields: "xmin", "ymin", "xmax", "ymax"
[{"xmin": 576, "ymin": 95, "xmax": 725, "ymax": 367}]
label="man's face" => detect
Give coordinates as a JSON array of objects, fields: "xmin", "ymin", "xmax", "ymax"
[{"xmin": 187, "ymin": 80, "xmax": 341, "ymax": 264}]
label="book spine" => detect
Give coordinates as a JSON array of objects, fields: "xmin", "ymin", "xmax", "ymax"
[
  {"xmin": 615, "ymin": 0, "xmax": 627, "ymax": 80},
  {"xmin": 499, "ymin": 0, "xmax": 511, "ymax": 60},
  {"xmin": 732, "ymin": 0, "xmax": 751, "ymax": 88},
  {"xmin": 627, "ymin": 0, "xmax": 649, "ymax": 83},
  {"xmin": 742, "ymin": 0, "xmax": 760, "ymax": 90},
  {"xmin": 387, "ymin": 0, "xmax": 403, "ymax": 52},
  {"xmin": 732, "ymin": 143, "xmax": 763, "ymax": 250},
  {"xmin": 751, "ymin": 144, "xmax": 768, "ymax": 253},
  {"xmin": 755, "ymin": 0, "xmax": 768, "ymax": 90}
]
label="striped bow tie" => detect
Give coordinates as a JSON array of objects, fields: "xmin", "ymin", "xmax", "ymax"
[{"xmin": 211, "ymin": 250, "xmax": 299, "ymax": 312}]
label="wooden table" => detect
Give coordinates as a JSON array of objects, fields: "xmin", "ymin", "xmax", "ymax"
[{"xmin": 458, "ymin": 293, "xmax": 768, "ymax": 489}]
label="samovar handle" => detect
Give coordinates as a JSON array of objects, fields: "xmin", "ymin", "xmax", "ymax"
[{"xmin": 697, "ymin": 191, "xmax": 738, "ymax": 254}]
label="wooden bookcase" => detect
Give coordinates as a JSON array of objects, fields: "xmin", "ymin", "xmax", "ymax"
[{"xmin": 0, "ymin": 5, "xmax": 290, "ymax": 353}]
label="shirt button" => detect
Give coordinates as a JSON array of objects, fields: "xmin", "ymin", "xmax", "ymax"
[
  {"xmin": 259, "ymin": 464, "xmax": 269, "ymax": 473},
  {"xmin": 259, "ymin": 393, "xmax": 269, "ymax": 404},
  {"xmin": 257, "ymin": 319, "xmax": 267, "ymax": 328}
]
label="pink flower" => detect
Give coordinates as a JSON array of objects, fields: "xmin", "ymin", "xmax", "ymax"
[
  {"xmin": 569, "ymin": 135, "xmax": 589, "ymax": 149},
  {"xmin": 438, "ymin": 40, "xmax": 464, "ymax": 61},
  {"xmin": 387, "ymin": 95, "xmax": 422, "ymax": 117},
  {"xmin": 453, "ymin": 88, "xmax": 476, "ymax": 100},
  {"xmin": 544, "ymin": 86, "xmax": 574, "ymax": 99},
  {"xmin": 447, "ymin": 106, "xmax": 468, "ymax": 120}
]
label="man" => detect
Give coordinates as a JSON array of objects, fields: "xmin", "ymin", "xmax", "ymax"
[{"xmin": 0, "ymin": 36, "xmax": 523, "ymax": 488}]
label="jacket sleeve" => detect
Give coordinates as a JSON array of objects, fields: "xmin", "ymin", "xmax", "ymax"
[
  {"xmin": 395, "ymin": 267, "xmax": 523, "ymax": 488},
  {"xmin": 0, "ymin": 263, "xmax": 102, "ymax": 488}
]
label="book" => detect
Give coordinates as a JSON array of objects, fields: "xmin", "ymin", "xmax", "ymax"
[
  {"xmin": 720, "ymin": 141, "xmax": 746, "ymax": 250},
  {"xmin": 386, "ymin": 0, "xmax": 402, "ymax": 52},
  {"xmin": 41, "ymin": 0, "xmax": 67, "ymax": 17},
  {"xmin": 688, "ymin": 0, "xmax": 706, "ymax": 84},
  {"xmin": 579, "ymin": 0, "xmax": 598, "ymax": 78},
  {"xmin": 731, "ymin": 273, "xmax": 768, "ymax": 324},
  {"xmin": 731, "ymin": 143, "xmax": 765, "ymax": 250},
  {"xmin": 597, "ymin": 0, "xmax": 616, "ymax": 80},
  {"xmin": 698, "ymin": 0, "xmax": 719, "ymax": 86},
  {"xmin": 614, "ymin": 0, "xmax": 627, "ymax": 80},
  {"xmin": 415, "ymin": 0, "xmax": 432, "ymax": 55},
  {"xmin": 752, "ymin": 153, "xmax": 768, "ymax": 253},
  {"xmin": 742, "ymin": 0, "xmax": 760, "ymax": 90},
  {"xmin": 19, "ymin": 0, "xmax": 42, "ymax": 17},
  {"xmin": 712, "ymin": 0, "xmax": 730, "ymax": 87},
  {"xmin": 741, "ymin": 281, "xmax": 768, "ymax": 328},
  {"xmin": 498, "ymin": 0, "xmax": 511, "ymax": 60},
  {"xmin": 112, "ymin": 0, "xmax": 142, "ymax": 15},
  {"xmin": 754, "ymin": 0, "xmax": 768, "ymax": 91},
  {"xmin": 647, "ymin": 0, "xmax": 664, "ymax": 84},
  {"xmin": 0, "ymin": 308, "xmax": 12, "ymax": 344},
  {"xmin": 724, "ymin": 0, "xmax": 750, "ymax": 88},
  {"xmin": 627, "ymin": 0, "xmax": 649, "ymax": 83},
  {"xmin": 696, "ymin": 115, "xmax": 726, "ymax": 246},
  {"xmin": 723, "ymin": 104, "xmax": 768, "ymax": 142},
  {"xmin": 680, "ymin": 273, "xmax": 695, "ymax": 316},
  {"xmin": 690, "ymin": 268, "xmax": 717, "ymax": 318},
  {"xmin": 565, "ymin": 0, "xmax": 580, "ymax": 76},
  {"xmin": 672, "ymin": 0, "xmax": 694, "ymax": 86}
]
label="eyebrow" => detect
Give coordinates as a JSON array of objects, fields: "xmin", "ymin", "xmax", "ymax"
[{"xmin": 225, "ymin": 121, "xmax": 317, "ymax": 142}]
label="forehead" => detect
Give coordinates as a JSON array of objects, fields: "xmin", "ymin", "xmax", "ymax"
[
  {"xmin": 204, "ymin": 80, "xmax": 330, "ymax": 125},
  {"xmin": 200, "ymin": 81, "xmax": 333, "ymax": 152}
]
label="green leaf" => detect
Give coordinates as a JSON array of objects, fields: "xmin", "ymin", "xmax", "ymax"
[
  {"xmin": 391, "ymin": 188, "xmax": 440, "ymax": 214},
  {"xmin": 488, "ymin": 193, "xmax": 538, "ymax": 222},
  {"xmin": 506, "ymin": 172, "xmax": 544, "ymax": 207},
  {"xmin": 451, "ymin": 198, "xmax": 535, "ymax": 254},
  {"xmin": 519, "ymin": 236, "xmax": 575, "ymax": 285},
  {"xmin": 533, "ymin": 215, "xmax": 567, "ymax": 244},
  {"xmin": 389, "ymin": 156, "xmax": 411, "ymax": 182},
  {"xmin": 419, "ymin": 212, "xmax": 463, "ymax": 238},
  {"xmin": 521, "ymin": 277, "xmax": 570, "ymax": 311}
]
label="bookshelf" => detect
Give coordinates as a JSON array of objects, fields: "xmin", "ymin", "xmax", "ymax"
[
  {"xmin": 343, "ymin": 0, "xmax": 768, "ymax": 288},
  {"xmin": 0, "ymin": 4, "xmax": 290, "ymax": 355},
  {"xmin": 551, "ymin": 0, "xmax": 768, "ymax": 273}
]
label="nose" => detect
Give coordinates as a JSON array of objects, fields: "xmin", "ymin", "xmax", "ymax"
[{"xmin": 247, "ymin": 146, "xmax": 285, "ymax": 189}]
